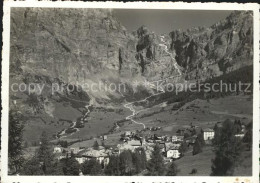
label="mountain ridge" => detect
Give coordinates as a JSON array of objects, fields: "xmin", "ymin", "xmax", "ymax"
[{"xmin": 10, "ymin": 8, "xmax": 253, "ymax": 102}]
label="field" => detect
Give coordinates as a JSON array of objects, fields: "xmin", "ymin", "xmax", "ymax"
[
  {"xmin": 69, "ymin": 132, "xmax": 122, "ymax": 149},
  {"xmin": 175, "ymin": 146, "xmax": 214, "ymax": 176},
  {"xmin": 118, "ymin": 95, "xmax": 252, "ymax": 136},
  {"xmin": 174, "ymin": 145, "xmax": 252, "ymax": 176},
  {"xmin": 62, "ymin": 94, "xmax": 252, "ymax": 148},
  {"xmin": 60, "ymin": 107, "xmax": 130, "ymax": 142}
]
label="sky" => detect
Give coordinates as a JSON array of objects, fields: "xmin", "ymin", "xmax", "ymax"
[{"xmin": 113, "ymin": 9, "xmax": 232, "ymax": 34}]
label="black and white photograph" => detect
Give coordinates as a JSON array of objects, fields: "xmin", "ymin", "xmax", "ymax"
[{"xmin": 1, "ymin": 2, "xmax": 259, "ymax": 183}]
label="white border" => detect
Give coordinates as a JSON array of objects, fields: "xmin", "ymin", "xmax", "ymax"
[{"xmin": 1, "ymin": 2, "xmax": 259, "ymax": 183}]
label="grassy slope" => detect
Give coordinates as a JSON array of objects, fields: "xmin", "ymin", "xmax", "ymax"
[
  {"xmin": 174, "ymin": 146, "xmax": 252, "ymax": 176},
  {"xmin": 118, "ymin": 95, "xmax": 252, "ymax": 135}
]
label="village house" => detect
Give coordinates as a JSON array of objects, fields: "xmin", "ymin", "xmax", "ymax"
[
  {"xmin": 166, "ymin": 149, "xmax": 181, "ymax": 159},
  {"xmin": 124, "ymin": 131, "xmax": 132, "ymax": 137},
  {"xmin": 163, "ymin": 143, "xmax": 181, "ymax": 159},
  {"xmin": 235, "ymin": 133, "xmax": 245, "ymax": 139},
  {"xmin": 75, "ymin": 149, "xmax": 109, "ymax": 165},
  {"xmin": 117, "ymin": 138, "xmax": 148, "ymax": 153},
  {"xmin": 185, "ymin": 135, "xmax": 197, "ymax": 145},
  {"xmin": 103, "ymin": 135, "xmax": 108, "ymax": 141},
  {"xmin": 176, "ymin": 128, "xmax": 187, "ymax": 136},
  {"xmin": 171, "ymin": 135, "xmax": 184, "ymax": 142},
  {"xmin": 69, "ymin": 147, "xmax": 81, "ymax": 154},
  {"xmin": 127, "ymin": 140, "xmax": 142, "ymax": 148},
  {"xmin": 112, "ymin": 148, "xmax": 120, "ymax": 155},
  {"xmin": 117, "ymin": 143, "xmax": 135, "ymax": 153},
  {"xmin": 53, "ymin": 146, "xmax": 63, "ymax": 153},
  {"xmin": 55, "ymin": 152, "xmax": 67, "ymax": 160},
  {"xmin": 202, "ymin": 128, "xmax": 215, "ymax": 141},
  {"xmin": 164, "ymin": 136, "xmax": 171, "ymax": 142}
]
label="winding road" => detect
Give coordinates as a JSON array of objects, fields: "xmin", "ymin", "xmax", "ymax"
[{"xmin": 56, "ymin": 102, "xmax": 92, "ymax": 139}]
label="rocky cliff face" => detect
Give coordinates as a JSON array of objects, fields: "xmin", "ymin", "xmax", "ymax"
[
  {"xmin": 134, "ymin": 26, "xmax": 183, "ymax": 81},
  {"xmin": 10, "ymin": 8, "xmax": 253, "ymax": 100},
  {"xmin": 11, "ymin": 8, "xmax": 140, "ymax": 83},
  {"xmin": 169, "ymin": 11, "xmax": 253, "ymax": 80}
]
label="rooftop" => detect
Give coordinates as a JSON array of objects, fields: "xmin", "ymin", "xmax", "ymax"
[
  {"xmin": 78, "ymin": 149, "xmax": 108, "ymax": 158},
  {"xmin": 203, "ymin": 128, "xmax": 214, "ymax": 132},
  {"xmin": 127, "ymin": 140, "xmax": 141, "ymax": 146}
]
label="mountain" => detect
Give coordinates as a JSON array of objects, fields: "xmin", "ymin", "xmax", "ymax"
[
  {"xmin": 169, "ymin": 11, "xmax": 253, "ymax": 80},
  {"xmin": 9, "ymin": 8, "xmax": 253, "ymax": 144},
  {"xmin": 10, "ymin": 9, "xmax": 253, "ymax": 90},
  {"xmin": 9, "ymin": 9, "xmax": 254, "ymax": 107}
]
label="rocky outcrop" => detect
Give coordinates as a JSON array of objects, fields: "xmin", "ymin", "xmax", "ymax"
[
  {"xmin": 134, "ymin": 26, "xmax": 182, "ymax": 80},
  {"xmin": 169, "ymin": 11, "xmax": 253, "ymax": 81},
  {"xmin": 10, "ymin": 8, "xmax": 253, "ymax": 100},
  {"xmin": 10, "ymin": 8, "xmax": 140, "ymax": 83}
]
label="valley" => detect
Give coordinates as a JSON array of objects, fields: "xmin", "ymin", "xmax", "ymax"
[{"xmin": 7, "ymin": 8, "xmax": 254, "ymax": 176}]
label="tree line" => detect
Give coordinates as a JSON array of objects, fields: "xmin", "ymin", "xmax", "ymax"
[{"xmin": 211, "ymin": 119, "xmax": 252, "ymax": 176}]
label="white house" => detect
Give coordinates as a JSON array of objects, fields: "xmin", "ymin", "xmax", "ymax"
[
  {"xmin": 103, "ymin": 135, "xmax": 108, "ymax": 140},
  {"xmin": 124, "ymin": 131, "xmax": 131, "ymax": 136},
  {"xmin": 127, "ymin": 140, "xmax": 142, "ymax": 149},
  {"xmin": 203, "ymin": 128, "xmax": 215, "ymax": 141},
  {"xmin": 53, "ymin": 146, "xmax": 63, "ymax": 153},
  {"xmin": 235, "ymin": 133, "xmax": 245, "ymax": 139},
  {"xmin": 164, "ymin": 143, "xmax": 181, "ymax": 159},
  {"xmin": 76, "ymin": 149, "xmax": 109, "ymax": 165},
  {"xmin": 166, "ymin": 149, "xmax": 181, "ymax": 159}
]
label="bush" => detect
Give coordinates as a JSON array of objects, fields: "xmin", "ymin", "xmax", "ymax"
[
  {"xmin": 190, "ymin": 168, "xmax": 197, "ymax": 174},
  {"xmin": 166, "ymin": 162, "xmax": 178, "ymax": 176},
  {"xmin": 192, "ymin": 139, "xmax": 202, "ymax": 155}
]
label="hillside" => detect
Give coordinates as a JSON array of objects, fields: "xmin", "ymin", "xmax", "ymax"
[
  {"xmin": 10, "ymin": 9, "xmax": 253, "ymax": 89},
  {"xmin": 9, "ymin": 8, "xmax": 253, "ymax": 143}
]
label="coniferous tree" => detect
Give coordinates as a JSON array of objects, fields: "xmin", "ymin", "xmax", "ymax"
[
  {"xmin": 101, "ymin": 141, "xmax": 106, "ymax": 148},
  {"xmin": 147, "ymin": 143, "xmax": 165, "ymax": 175},
  {"xmin": 211, "ymin": 119, "xmax": 242, "ymax": 176},
  {"xmin": 119, "ymin": 150, "xmax": 134, "ymax": 175},
  {"xmin": 243, "ymin": 121, "xmax": 252, "ymax": 148},
  {"xmin": 82, "ymin": 158, "xmax": 102, "ymax": 175},
  {"xmin": 139, "ymin": 148, "xmax": 147, "ymax": 170},
  {"xmin": 25, "ymin": 93, "xmax": 44, "ymax": 114},
  {"xmin": 179, "ymin": 141, "xmax": 188, "ymax": 155},
  {"xmin": 20, "ymin": 156, "xmax": 44, "ymax": 175},
  {"xmin": 213, "ymin": 123, "xmax": 221, "ymax": 145},
  {"xmin": 132, "ymin": 150, "xmax": 142, "ymax": 174},
  {"xmin": 51, "ymin": 160, "xmax": 65, "ymax": 175},
  {"xmin": 37, "ymin": 131, "xmax": 56, "ymax": 175},
  {"xmin": 197, "ymin": 133, "xmax": 205, "ymax": 146},
  {"xmin": 192, "ymin": 139, "xmax": 202, "ymax": 155},
  {"xmin": 61, "ymin": 156, "xmax": 80, "ymax": 175},
  {"xmin": 166, "ymin": 162, "xmax": 178, "ymax": 176},
  {"xmin": 234, "ymin": 120, "xmax": 242, "ymax": 134},
  {"xmin": 190, "ymin": 128, "xmax": 196, "ymax": 136},
  {"xmin": 132, "ymin": 148, "xmax": 146, "ymax": 174},
  {"xmin": 93, "ymin": 140, "xmax": 99, "ymax": 150},
  {"xmin": 8, "ymin": 109, "xmax": 25, "ymax": 174},
  {"xmin": 104, "ymin": 155, "xmax": 120, "ymax": 175}
]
